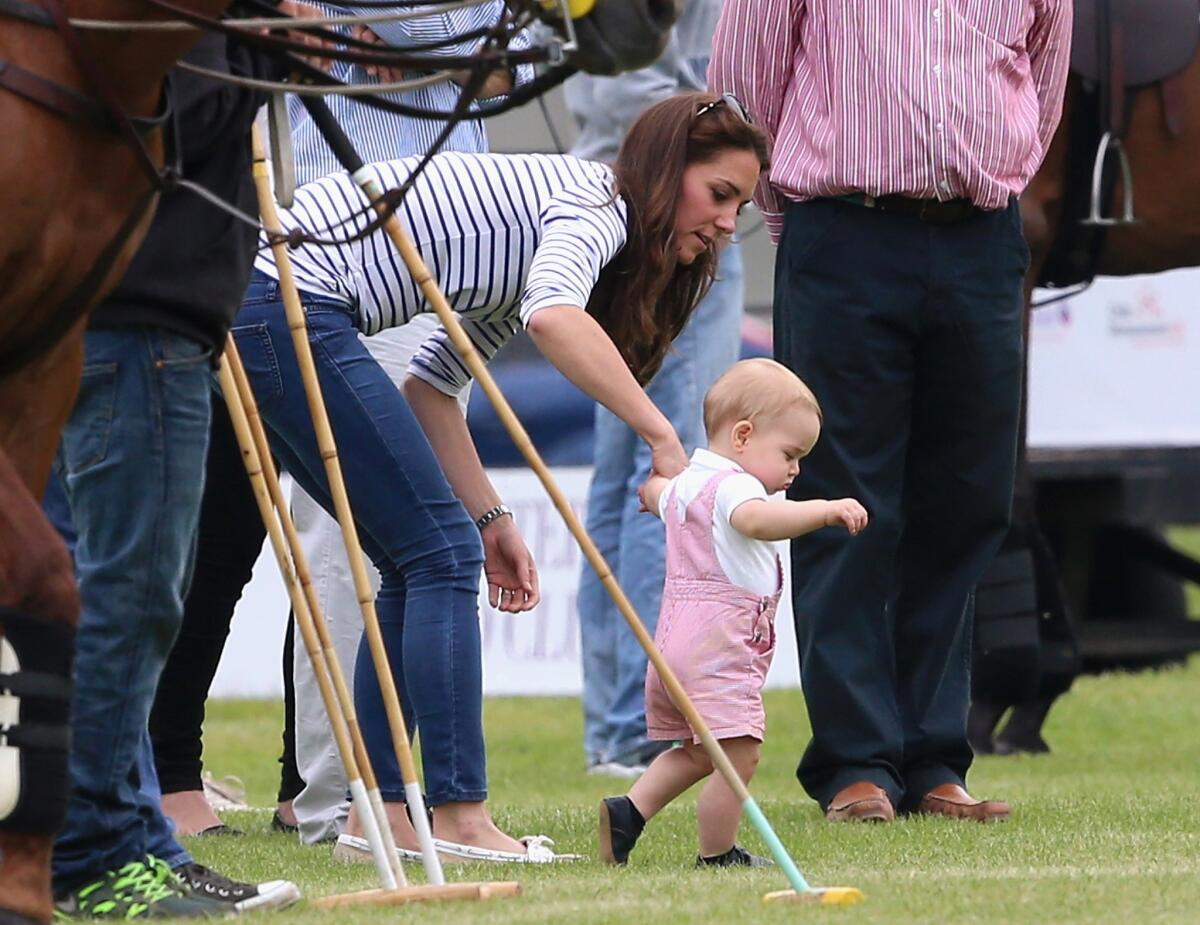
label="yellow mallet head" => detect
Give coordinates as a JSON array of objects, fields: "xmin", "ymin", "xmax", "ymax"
[{"xmin": 763, "ymin": 887, "xmax": 866, "ymax": 907}]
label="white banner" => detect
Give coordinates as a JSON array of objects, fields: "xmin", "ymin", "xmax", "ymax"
[
  {"xmin": 213, "ymin": 467, "xmax": 801, "ymax": 699},
  {"xmin": 1028, "ymin": 268, "xmax": 1200, "ymax": 449}
]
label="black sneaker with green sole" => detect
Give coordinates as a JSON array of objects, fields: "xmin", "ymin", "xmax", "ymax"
[{"xmin": 54, "ymin": 858, "xmax": 225, "ymax": 919}]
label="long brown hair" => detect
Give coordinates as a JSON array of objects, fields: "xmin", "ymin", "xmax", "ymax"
[{"xmin": 586, "ymin": 93, "xmax": 770, "ymax": 384}]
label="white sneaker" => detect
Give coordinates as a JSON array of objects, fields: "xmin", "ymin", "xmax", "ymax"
[
  {"xmin": 333, "ymin": 832, "xmax": 423, "ymax": 864},
  {"xmin": 433, "ymin": 835, "xmax": 584, "ymax": 864},
  {"xmin": 586, "ymin": 760, "xmax": 647, "ymax": 779},
  {"xmin": 201, "ymin": 772, "xmax": 250, "ymax": 812}
]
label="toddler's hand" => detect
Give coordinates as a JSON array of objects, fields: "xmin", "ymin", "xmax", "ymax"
[
  {"xmin": 826, "ymin": 499, "xmax": 868, "ymax": 535},
  {"xmin": 637, "ymin": 474, "xmax": 667, "ymax": 514}
]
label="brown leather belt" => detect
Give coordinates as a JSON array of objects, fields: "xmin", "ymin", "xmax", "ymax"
[{"xmin": 838, "ymin": 192, "xmax": 985, "ymax": 224}]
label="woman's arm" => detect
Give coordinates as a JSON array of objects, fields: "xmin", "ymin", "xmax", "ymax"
[
  {"xmin": 402, "ymin": 375, "xmax": 539, "ymax": 612},
  {"xmin": 730, "ymin": 497, "xmax": 869, "ymax": 541},
  {"xmin": 526, "ymin": 306, "xmax": 688, "ymax": 477}
]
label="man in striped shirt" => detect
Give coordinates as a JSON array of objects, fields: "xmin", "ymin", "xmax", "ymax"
[{"xmin": 710, "ymin": 0, "xmax": 1070, "ymax": 823}]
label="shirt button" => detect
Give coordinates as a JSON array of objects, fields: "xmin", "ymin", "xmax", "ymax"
[
  {"xmin": 932, "ymin": 64, "xmax": 942, "ymax": 74},
  {"xmin": 939, "ymin": 180, "xmax": 952, "ymax": 192},
  {"xmin": 932, "ymin": 7, "xmax": 942, "ymax": 18},
  {"xmin": 936, "ymin": 122, "xmax": 944, "ymax": 132}
]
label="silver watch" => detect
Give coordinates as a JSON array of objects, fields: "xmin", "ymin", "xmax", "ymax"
[{"xmin": 475, "ymin": 504, "xmax": 512, "ymax": 530}]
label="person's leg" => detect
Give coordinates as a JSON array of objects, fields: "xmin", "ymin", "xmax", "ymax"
[
  {"xmin": 52, "ymin": 329, "xmax": 212, "ymax": 894},
  {"xmin": 598, "ymin": 742, "xmax": 712, "ymax": 865},
  {"xmin": 694, "ymin": 736, "xmax": 759, "ymax": 858},
  {"xmin": 291, "ymin": 483, "xmax": 372, "ymax": 845},
  {"xmin": 606, "ymin": 246, "xmax": 745, "ymax": 765},
  {"xmin": 894, "ymin": 204, "xmax": 1025, "ymax": 806},
  {"xmin": 576, "ymin": 406, "xmax": 634, "ymax": 768},
  {"xmin": 231, "ymin": 281, "xmax": 518, "ymax": 853},
  {"xmin": 290, "ymin": 320, "xmax": 463, "ymax": 844},
  {"xmin": 774, "ymin": 199, "xmax": 923, "ymax": 811},
  {"xmin": 274, "ymin": 613, "xmax": 303, "ymax": 829},
  {"xmin": 151, "ymin": 400, "xmax": 266, "ymax": 835},
  {"xmin": 136, "ymin": 732, "xmax": 191, "ymax": 873},
  {"xmin": 626, "ymin": 743, "xmax": 712, "ymax": 820}
]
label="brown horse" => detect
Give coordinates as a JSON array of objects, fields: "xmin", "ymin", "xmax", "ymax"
[
  {"xmin": 0, "ymin": 4, "xmax": 230, "ymax": 919},
  {"xmin": 976, "ymin": 13, "xmax": 1200, "ymax": 754}
]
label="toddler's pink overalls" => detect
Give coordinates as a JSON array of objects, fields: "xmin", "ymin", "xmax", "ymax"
[{"xmin": 645, "ymin": 470, "xmax": 782, "ymax": 743}]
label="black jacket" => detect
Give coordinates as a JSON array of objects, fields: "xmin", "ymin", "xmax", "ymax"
[{"xmin": 90, "ymin": 34, "xmax": 289, "ymax": 353}]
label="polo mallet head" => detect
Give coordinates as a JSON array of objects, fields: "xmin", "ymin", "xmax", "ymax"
[{"xmin": 763, "ymin": 887, "xmax": 866, "ymax": 906}]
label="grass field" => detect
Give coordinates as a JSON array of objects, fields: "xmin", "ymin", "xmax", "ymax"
[{"xmin": 194, "ymin": 659, "xmax": 1200, "ymax": 925}]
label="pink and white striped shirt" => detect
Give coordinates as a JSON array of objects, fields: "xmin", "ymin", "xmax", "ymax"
[{"xmin": 708, "ymin": 0, "xmax": 1072, "ymax": 241}]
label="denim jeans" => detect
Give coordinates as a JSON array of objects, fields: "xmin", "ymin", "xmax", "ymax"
[
  {"xmin": 577, "ymin": 244, "xmax": 745, "ymax": 765},
  {"xmin": 287, "ymin": 318, "xmax": 470, "ymax": 844},
  {"xmin": 46, "ymin": 328, "xmax": 211, "ymax": 893},
  {"xmin": 232, "ymin": 271, "xmax": 487, "ymax": 805},
  {"xmin": 149, "ymin": 398, "xmax": 269, "ymax": 796}
]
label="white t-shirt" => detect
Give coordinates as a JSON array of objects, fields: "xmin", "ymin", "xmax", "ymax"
[{"xmin": 658, "ymin": 448, "xmax": 781, "ymax": 596}]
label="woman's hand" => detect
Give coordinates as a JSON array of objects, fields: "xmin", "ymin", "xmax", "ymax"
[
  {"xmin": 650, "ymin": 432, "xmax": 688, "ymax": 479},
  {"xmin": 481, "ymin": 518, "xmax": 540, "ymax": 613}
]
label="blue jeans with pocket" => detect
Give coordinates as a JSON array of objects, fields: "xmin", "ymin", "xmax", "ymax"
[
  {"xmin": 48, "ymin": 328, "xmax": 209, "ymax": 893},
  {"xmin": 577, "ymin": 245, "xmax": 745, "ymax": 766},
  {"xmin": 231, "ymin": 270, "xmax": 487, "ymax": 805}
]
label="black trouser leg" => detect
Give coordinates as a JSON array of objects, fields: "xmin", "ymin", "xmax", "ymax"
[
  {"xmin": 776, "ymin": 198, "xmax": 1026, "ymax": 809},
  {"xmin": 150, "ymin": 400, "xmax": 267, "ymax": 794},
  {"xmin": 277, "ymin": 612, "xmax": 303, "ymax": 803}
]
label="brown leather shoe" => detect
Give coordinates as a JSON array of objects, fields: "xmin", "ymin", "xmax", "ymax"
[
  {"xmin": 824, "ymin": 781, "xmax": 895, "ymax": 822},
  {"xmin": 916, "ymin": 783, "xmax": 1010, "ymax": 822}
]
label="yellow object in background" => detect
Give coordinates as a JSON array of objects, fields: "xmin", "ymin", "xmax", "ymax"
[{"xmin": 540, "ymin": 0, "xmax": 597, "ymax": 20}]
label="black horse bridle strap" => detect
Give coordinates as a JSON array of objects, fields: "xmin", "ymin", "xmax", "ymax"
[{"xmin": 0, "ymin": 59, "xmax": 118, "ymax": 133}]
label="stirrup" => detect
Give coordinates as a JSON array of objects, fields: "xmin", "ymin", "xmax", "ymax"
[{"xmin": 1083, "ymin": 130, "xmax": 1136, "ymax": 226}]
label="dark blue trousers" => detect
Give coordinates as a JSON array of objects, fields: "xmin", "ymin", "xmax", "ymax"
[{"xmin": 775, "ymin": 197, "xmax": 1027, "ymax": 811}]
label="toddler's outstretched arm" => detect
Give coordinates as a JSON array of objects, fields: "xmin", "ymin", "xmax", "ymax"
[
  {"xmin": 638, "ymin": 474, "xmax": 671, "ymax": 519},
  {"xmin": 730, "ymin": 497, "xmax": 868, "ymax": 541}
]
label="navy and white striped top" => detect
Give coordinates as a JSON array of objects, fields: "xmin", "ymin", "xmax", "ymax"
[
  {"xmin": 288, "ymin": 1, "xmax": 532, "ymax": 183},
  {"xmin": 253, "ymin": 152, "xmax": 627, "ymax": 396}
]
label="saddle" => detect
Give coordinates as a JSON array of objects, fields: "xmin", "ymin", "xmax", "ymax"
[{"xmin": 1038, "ymin": 0, "xmax": 1199, "ymax": 287}]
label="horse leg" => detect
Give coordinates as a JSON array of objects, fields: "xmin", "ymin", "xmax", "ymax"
[
  {"xmin": 0, "ymin": 324, "xmax": 85, "ymax": 924},
  {"xmin": 966, "ymin": 134, "xmax": 1071, "ymax": 752}
]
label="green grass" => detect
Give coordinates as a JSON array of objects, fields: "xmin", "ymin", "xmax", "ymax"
[
  {"xmin": 1167, "ymin": 527, "xmax": 1200, "ymax": 617},
  {"xmin": 195, "ymin": 660, "xmax": 1200, "ymax": 924}
]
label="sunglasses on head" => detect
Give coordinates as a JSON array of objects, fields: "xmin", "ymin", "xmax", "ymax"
[{"xmin": 694, "ymin": 93, "xmax": 753, "ymax": 125}]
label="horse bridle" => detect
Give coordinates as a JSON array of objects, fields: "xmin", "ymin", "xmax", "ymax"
[{"xmin": 0, "ymin": 0, "xmax": 178, "ymax": 379}]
